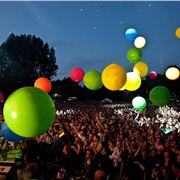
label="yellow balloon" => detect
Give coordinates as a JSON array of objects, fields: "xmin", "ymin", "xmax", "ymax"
[
  {"xmin": 119, "ymin": 85, "xmax": 126, "ymax": 91},
  {"xmin": 165, "ymin": 67, "xmax": 180, "ymax": 80},
  {"xmin": 175, "ymin": 27, "xmax": 180, "ymax": 38},
  {"xmin": 125, "ymin": 72, "xmax": 141, "ymax": 91},
  {"xmin": 102, "ymin": 64, "xmax": 127, "ymax": 91},
  {"xmin": 133, "ymin": 61, "xmax": 148, "ymax": 77},
  {"xmin": 134, "ymin": 36, "xmax": 146, "ymax": 48}
]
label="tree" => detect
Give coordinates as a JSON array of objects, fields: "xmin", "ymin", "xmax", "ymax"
[
  {"xmin": 51, "ymin": 78, "xmax": 84, "ymax": 100},
  {"xmin": 0, "ymin": 33, "xmax": 58, "ymax": 97}
]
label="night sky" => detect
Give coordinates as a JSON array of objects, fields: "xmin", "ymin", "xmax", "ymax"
[{"xmin": 0, "ymin": 1, "xmax": 180, "ymax": 80}]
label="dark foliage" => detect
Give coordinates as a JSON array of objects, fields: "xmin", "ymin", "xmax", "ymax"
[{"xmin": 0, "ymin": 33, "xmax": 58, "ymax": 97}]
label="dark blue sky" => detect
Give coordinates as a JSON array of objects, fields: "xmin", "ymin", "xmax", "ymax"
[{"xmin": 0, "ymin": 1, "xmax": 180, "ymax": 80}]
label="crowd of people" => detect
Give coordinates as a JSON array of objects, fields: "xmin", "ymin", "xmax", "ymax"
[{"xmin": 0, "ymin": 100, "xmax": 180, "ymax": 180}]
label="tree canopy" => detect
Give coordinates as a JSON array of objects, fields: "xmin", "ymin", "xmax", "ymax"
[{"xmin": 0, "ymin": 33, "xmax": 58, "ymax": 96}]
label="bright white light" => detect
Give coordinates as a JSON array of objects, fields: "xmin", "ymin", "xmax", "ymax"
[{"xmin": 12, "ymin": 112, "xmax": 17, "ymax": 119}]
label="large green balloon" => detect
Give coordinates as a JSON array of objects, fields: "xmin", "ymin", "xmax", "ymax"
[
  {"xmin": 149, "ymin": 86, "xmax": 171, "ymax": 106},
  {"xmin": 127, "ymin": 48, "xmax": 142, "ymax": 63},
  {"xmin": 3, "ymin": 87, "xmax": 56, "ymax": 137},
  {"xmin": 83, "ymin": 70, "xmax": 103, "ymax": 90}
]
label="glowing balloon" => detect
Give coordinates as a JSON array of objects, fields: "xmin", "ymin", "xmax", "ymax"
[
  {"xmin": 70, "ymin": 67, "xmax": 85, "ymax": 83},
  {"xmin": 175, "ymin": 27, "xmax": 180, "ymax": 38},
  {"xmin": 133, "ymin": 62, "xmax": 148, "ymax": 77},
  {"xmin": 124, "ymin": 72, "xmax": 141, "ymax": 91},
  {"xmin": 127, "ymin": 48, "xmax": 142, "ymax": 63},
  {"xmin": 149, "ymin": 71, "xmax": 157, "ymax": 79},
  {"xmin": 3, "ymin": 87, "xmax": 56, "ymax": 137},
  {"xmin": 132, "ymin": 96, "xmax": 147, "ymax": 111},
  {"xmin": 149, "ymin": 86, "xmax": 171, "ymax": 106},
  {"xmin": 1, "ymin": 122, "xmax": 23, "ymax": 142},
  {"xmin": 119, "ymin": 85, "xmax": 126, "ymax": 91},
  {"xmin": 34, "ymin": 77, "xmax": 52, "ymax": 93},
  {"xmin": 134, "ymin": 36, "xmax": 146, "ymax": 48},
  {"xmin": 83, "ymin": 70, "xmax": 102, "ymax": 90},
  {"xmin": 125, "ymin": 28, "xmax": 138, "ymax": 41},
  {"xmin": 0, "ymin": 92, "xmax": 4, "ymax": 103},
  {"xmin": 165, "ymin": 67, "xmax": 180, "ymax": 80},
  {"xmin": 102, "ymin": 64, "xmax": 127, "ymax": 91}
]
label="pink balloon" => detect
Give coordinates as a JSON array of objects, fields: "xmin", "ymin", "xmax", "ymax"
[
  {"xmin": 0, "ymin": 92, "xmax": 4, "ymax": 103},
  {"xmin": 70, "ymin": 68, "xmax": 85, "ymax": 83},
  {"xmin": 149, "ymin": 71, "xmax": 157, "ymax": 79}
]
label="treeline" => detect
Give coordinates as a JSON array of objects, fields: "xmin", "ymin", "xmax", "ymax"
[{"xmin": 51, "ymin": 74, "xmax": 180, "ymax": 102}]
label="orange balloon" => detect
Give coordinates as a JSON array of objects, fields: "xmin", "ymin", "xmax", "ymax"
[
  {"xmin": 102, "ymin": 64, "xmax": 127, "ymax": 91},
  {"xmin": 34, "ymin": 77, "xmax": 52, "ymax": 93}
]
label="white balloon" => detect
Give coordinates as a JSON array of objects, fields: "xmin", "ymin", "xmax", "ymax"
[
  {"xmin": 134, "ymin": 36, "xmax": 146, "ymax": 48},
  {"xmin": 165, "ymin": 67, "xmax": 180, "ymax": 80}
]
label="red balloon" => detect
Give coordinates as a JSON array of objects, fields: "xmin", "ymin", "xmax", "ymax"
[
  {"xmin": 70, "ymin": 67, "xmax": 85, "ymax": 83},
  {"xmin": 149, "ymin": 71, "xmax": 157, "ymax": 79},
  {"xmin": 0, "ymin": 92, "xmax": 4, "ymax": 103},
  {"xmin": 34, "ymin": 77, "xmax": 52, "ymax": 93}
]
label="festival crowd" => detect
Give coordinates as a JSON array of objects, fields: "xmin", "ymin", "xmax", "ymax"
[{"xmin": 0, "ymin": 100, "xmax": 180, "ymax": 180}]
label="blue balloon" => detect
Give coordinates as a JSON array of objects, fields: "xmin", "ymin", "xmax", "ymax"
[
  {"xmin": 125, "ymin": 28, "xmax": 138, "ymax": 41},
  {"xmin": 1, "ymin": 122, "xmax": 23, "ymax": 142}
]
